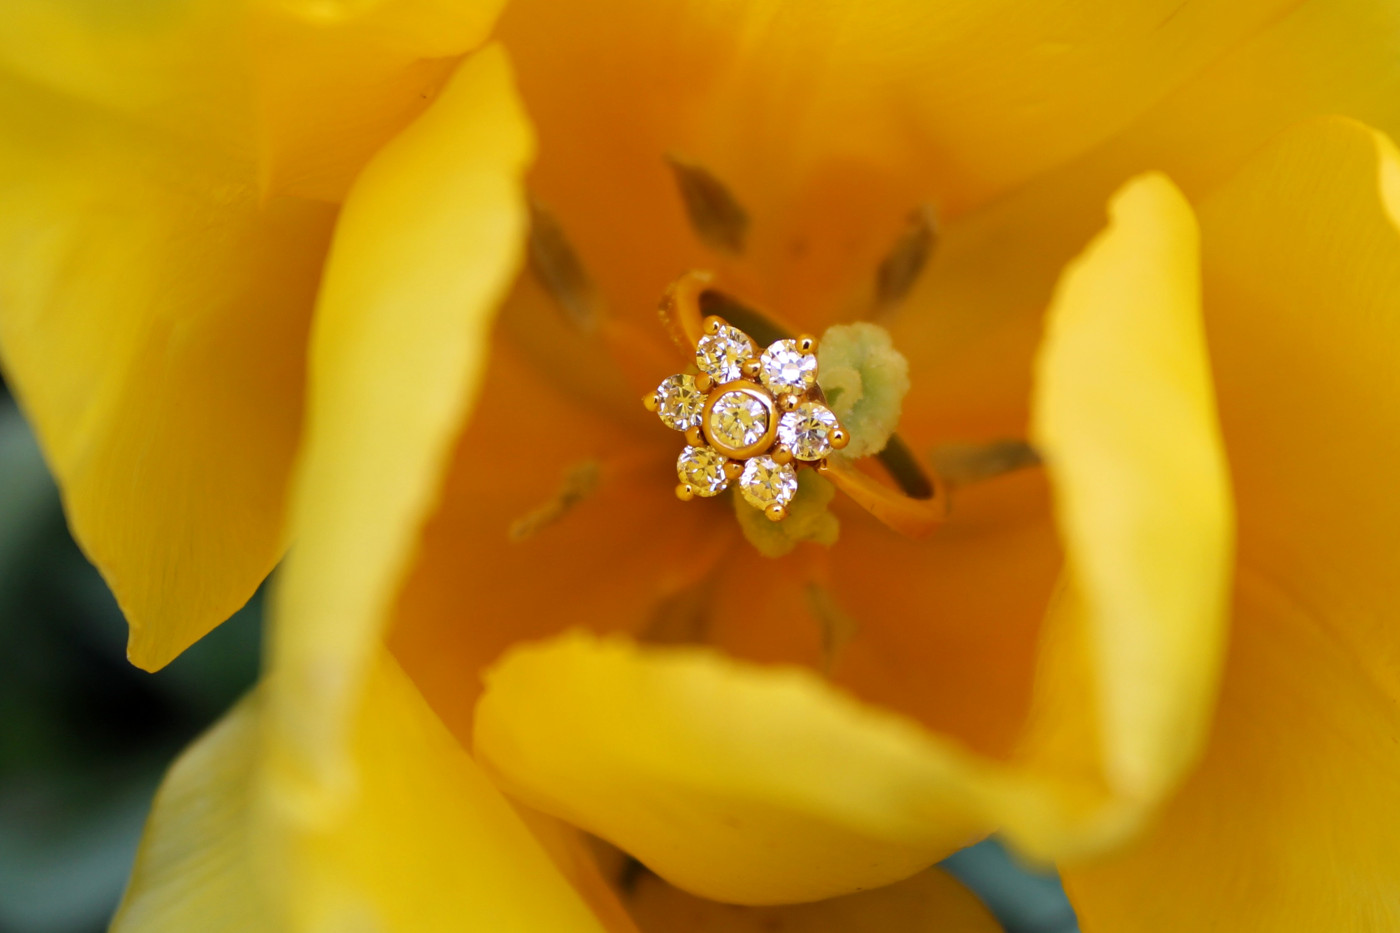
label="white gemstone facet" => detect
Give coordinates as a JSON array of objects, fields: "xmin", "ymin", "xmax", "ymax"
[
  {"xmin": 708, "ymin": 390, "xmax": 770, "ymax": 450},
  {"xmin": 759, "ymin": 339, "xmax": 818, "ymax": 394},
  {"xmin": 696, "ymin": 326, "xmax": 754, "ymax": 383},
  {"xmin": 777, "ymin": 402, "xmax": 840, "ymax": 461},
  {"xmin": 739, "ymin": 456, "xmax": 798, "ymax": 510},
  {"xmin": 677, "ymin": 446, "xmax": 730, "ymax": 496},
  {"xmin": 655, "ymin": 374, "xmax": 705, "ymax": 431}
]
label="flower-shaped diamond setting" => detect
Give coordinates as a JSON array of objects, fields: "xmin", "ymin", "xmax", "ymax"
[{"xmin": 645, "ymin": 315, "xmax": 849, "ymax": 521}]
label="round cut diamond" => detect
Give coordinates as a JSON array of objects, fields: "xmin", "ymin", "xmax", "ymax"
[
  {"xmin": 739, "ymin": 456, "xmax": 798, "ymax": 510},
  {"xmin": 696, "ymin": 326, "xmax": 754, "ymax": 382},
  {"xmin": 708, "ymin": 390, "xmax": 770, "ymax": 450},
  {"xmin": 778, "ymin": 402, "xmax": 839, "ymax": 461},
  {"xmin": 655, "ymin": 374, "xmax": 705, "ymax": 431},
  {"xmin": 759, "ymin": 339, "xmax": 818, "ymax": 394},
  {"xmin": 677, "ymin": 446, "xmax": 729, "ymax": 496}
]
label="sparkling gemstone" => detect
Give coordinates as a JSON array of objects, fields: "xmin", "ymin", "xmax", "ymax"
[
  {"xmin": 739, "ymin": 455, "xmax": 798, "ymax": 510},
  {"xmin": 654, "ymin": 374, "xmax": 705, "ymax": 431},
  {"xmin": 777, "ymin": 402, "xmax": 840, "ymax": 461},
  {"xmin": 759, "ymin": 339, "xmax": 818, "ymax": 394},
  {"xmin": 677, "ymin": 446, "xmax": 729, "ymax": 496},
  {"xmin": 696, "ymin": 325, "xmax": 754, "ymax": 383},
  {"xmin": 708, "ymin": 390, "xmax": 770, "ymax": 450}
]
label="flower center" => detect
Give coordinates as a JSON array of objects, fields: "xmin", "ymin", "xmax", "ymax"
[{"xmin": 704, "ymin": 383, "xmax": 775, "ymax": 457}]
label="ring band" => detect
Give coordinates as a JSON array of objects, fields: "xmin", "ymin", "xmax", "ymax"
[{"xmin": 647, "ymin": 270, "xmax": 947, "ymax": 537}]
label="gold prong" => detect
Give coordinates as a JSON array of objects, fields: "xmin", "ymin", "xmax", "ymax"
[
  {"xmin": 694, "ymin": 372, "xmax": 713, "ymax": 393},
  {"xmin": 778, "ymin": 393, "xmax": 800, "ymax": 411},
  {"xmin": 772, "ymin": 444, "xmax": 794, "ymax": 465},
  {"xmin": 685, "ymin": 425, "xmax": 705, "ymax": 447},
  {"xmin": 741, "ymin": 359, "xmax": 762, "ymax": 380},
  {"xmin": 830, "ymin": 428, "xmax": 850, "ymax": 450},
  {"xmin": 765, "ymin": 503, "xmax": 787, "ymax": 522},
  {"xmin": 642, "ymin": 391, "xmax": 659, "ymax": 412},
  {"xmin": 676, "ymin": 483, "xmax": 695, "ymax": 501},
  {"xmin": 817, "ymin": 458, "xmax": 831, "ymax": 473},
  {"xmin": 723, "ymin": 461, "xmax": 744, "ymax": 481},
  {"xmin": 797, "ymin": 334, "xmax": 818, "ymax": 354},
  {"xmin": 702, "ymin": 314, "xmax": 727, "ymax": 335}
]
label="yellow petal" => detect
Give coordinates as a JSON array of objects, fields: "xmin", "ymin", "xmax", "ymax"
[
  {"xmin": 254, "ymin": 0, "xmax": 509, "ymax": 201},
  {"xmin": 0, "ymin": 1, "xmax": 508, "ymax": 202},
  {"xmin": 627, "ymin": 867, "xmax": 999, "ymax": 933},
  {"xmin": 115, "ymin": 654, "xmax": 617, "ymax": 932},
  {"xmin": 0, "ymin": 74, "xmax": 335, "ymax": 671},
  {"xmin": 1065, "ymin": 117, "xmax": 1400, "ymax": 931},
  {"xmin": 474, "ymin": 631, "xmax": 994, "ymax": 906},
  {"xmin": 473, "ymin": 174, "xmax": 1233, "ymax": 904},
  {"xmin": 270, "ymin": 45, "xmax": 533, "ymax": 791},
  {"xmin": 1030, "ymin": 172, "xmax": 1233, "ymax": 807},
  {"xmin": 111, "ymin": 693, "xmax": 276, "ymax": 932}
]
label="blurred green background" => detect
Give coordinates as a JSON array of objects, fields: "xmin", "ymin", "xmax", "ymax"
[{"xmin": 0, "ymin": 381, "xmax": 1076, "ymax": 933}]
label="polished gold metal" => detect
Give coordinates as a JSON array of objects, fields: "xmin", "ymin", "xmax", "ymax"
[{"xmin": 648, "ymin": 270, "xmax": 948, "ymax": 537}]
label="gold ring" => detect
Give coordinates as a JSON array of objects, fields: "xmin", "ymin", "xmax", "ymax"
[{"xmin": 643, "ymin": 271, "xmax": 948, "ymax": 537}]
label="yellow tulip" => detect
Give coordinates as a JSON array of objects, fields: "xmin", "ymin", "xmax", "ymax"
[{"xmin": 2, "ymin": 1, "xmax": 1399, "ymax": 930}]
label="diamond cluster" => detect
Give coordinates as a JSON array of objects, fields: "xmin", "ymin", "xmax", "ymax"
[{"xmin": 646, "ymin": 314, "xmax": 847, "ymax": 521}]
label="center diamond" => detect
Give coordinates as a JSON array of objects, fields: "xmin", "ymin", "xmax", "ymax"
[{"xmin": 709, "ymin": 390, "xmax": 769, "ymax": 449}]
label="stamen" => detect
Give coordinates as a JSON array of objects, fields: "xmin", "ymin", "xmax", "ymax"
[
  {"xmin": 507, "ymin": 460, "xmax": 602, "ymax": 542},
  {"xmin": 733, "ymin": 471, "xmax": 840, "ymax": 558},
  {"xmin": 817, "ymin": 322, "xmax": 911, "ymax": 459},
  {"xmin": 804, "ymin": 584, "xmax": 860, "ymax": 674},
  {"xmin": 666, "ymin": 154, "xmax": 750, "ymax": 255},
  {"xmin": 930, "ymin": 440, "xmax": 1042, "ymax": 488},
  {"xmin": 528, "ymin": 200, "xmax": 601, "ymax": 331},
  {"xmin": 874, "ymin": 205, "xmax": 939, "ymax": 313}
]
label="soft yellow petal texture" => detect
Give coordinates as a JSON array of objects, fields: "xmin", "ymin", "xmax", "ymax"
[
  {"xmin": 496, "ymin": 0, "xmax": 1306, "ymax": 359},
  {"xmin": 112, "ymin": 693, "xmax": 276, "ymax": 932},
  {"xmin": 474, "ymin": 631, "xmax": 994, "ymax": 906},
  {"xmin": 0, "ymin": 0, "xmax": 506, "ymax": 199},
  {"xmin": 270, "ymin": 45, "xmax": 533, "ymax": 793},
  {"xmin": 116, "ymin": 653, "xmax": 618, "ymax": 932},
  {"xmin": 0, "ymin": 75, "xmax": 335, "ymax": 671},
  {"xmin": 1064, "ymin": 118, "xmax": 1400, "ymax": 931},
  {"xmin": 1031, "ymin": 174, "xmax": 1233, "ymax": 806},
  {"xmin": 473, "ymin": 173, "xmax": 1232, "ymax": 904},
  {"xmin": 627, "ymin": 867, "xmax": 999, "ymax": 933},
  {"xmin": 895, "ymin": 0, "xmax": 1400, "ymax": 444},
  {"xmin": 0, "ymin": 0, "xmax": 512, "ymax": 669},
  {"xmin": 253, "ymin": 0, "xmax": 508, "ymax": 201}
]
